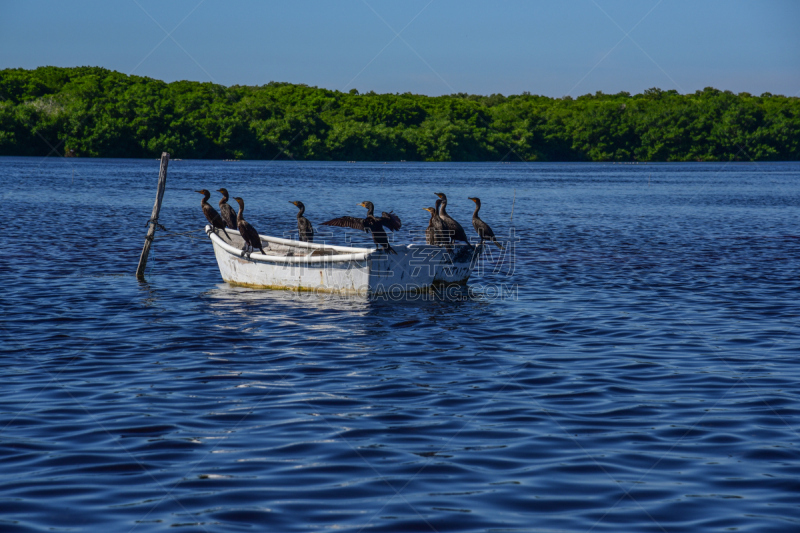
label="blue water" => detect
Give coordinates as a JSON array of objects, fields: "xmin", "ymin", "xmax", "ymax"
[{"xmin": 1, "ymin": 158, "xmax": 799, "ymax": 532}]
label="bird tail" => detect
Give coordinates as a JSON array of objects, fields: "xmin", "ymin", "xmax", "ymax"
[{"xmin": 493, "ymin": 238, "xmax": 504, "ymax": 250}]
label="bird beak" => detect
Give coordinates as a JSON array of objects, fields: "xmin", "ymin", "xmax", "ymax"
[
  {"xmin": 195, "ymin": 190, "xmax": 202, "ymax": 194},
  {"xmin": 358, "ymin": 202, "xmax": 365, "ymax": 207}
]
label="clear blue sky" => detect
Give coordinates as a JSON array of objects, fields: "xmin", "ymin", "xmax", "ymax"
[{"xmin": 1, "ymin": 0, "xmax": 798, "ymax": 97}]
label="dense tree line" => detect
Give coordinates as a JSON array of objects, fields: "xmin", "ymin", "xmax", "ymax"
[{"xmin": 1, "ymin": 66, "xmax": 798, "ymax": 161}]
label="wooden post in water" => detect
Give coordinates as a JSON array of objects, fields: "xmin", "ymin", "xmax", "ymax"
[{"xmin": 136, "ymin": 152, "xmax": 170, "ymax": 280}]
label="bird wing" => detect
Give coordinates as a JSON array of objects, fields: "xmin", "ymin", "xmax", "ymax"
[
  {"xmin": 473, "ymin": 217, "xmax": 495, "ymax": 239},
  {"xmin": 203, "ymin": 205, "xmax": 226, "ymax": 228},
  {"xmin": 220, "ymin": 204, "xmax": 238, "ymax": 229},
  {"xmin": 238, "ymin": 220, "xmax": 255, "ymax": 243},
  {"xmin": 299, "ymin": 217, "xmax": 314, "ymax": 238},
  {"xmin": 379, "ymin": 211, "xmax": 402, "ymax": 231},
  {"xmin": 321, "ymin": 216, "xmax": 365, "ymax": 231}
]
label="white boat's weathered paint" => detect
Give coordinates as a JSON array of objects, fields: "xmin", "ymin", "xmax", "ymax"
[{"xmin": 205, "ymin": 225, "xmax": 481, "ymax": 294}]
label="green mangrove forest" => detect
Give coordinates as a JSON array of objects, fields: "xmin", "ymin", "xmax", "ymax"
[{"xmin": 1, "ymin": 66, "xmax": 798, "ymax": 161}]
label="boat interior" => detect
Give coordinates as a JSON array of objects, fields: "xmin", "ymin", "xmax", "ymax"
[{"xmin": 210, "ymin": 227, "xmax": 371, "ymax": 258}]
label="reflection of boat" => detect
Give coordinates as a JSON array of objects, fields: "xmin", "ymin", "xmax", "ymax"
[{"xmin": 204, "ymin": 225, "xmax": 481, "ymax": 295}]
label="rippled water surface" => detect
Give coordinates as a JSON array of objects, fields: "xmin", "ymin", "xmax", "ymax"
[{"xmin": 1, "ymin": 158, "xmax": 799, "ymax": 532}]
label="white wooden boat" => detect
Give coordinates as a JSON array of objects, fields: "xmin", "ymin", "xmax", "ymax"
[{"xmin": 204, "ymin": 225, "xmax": 481, "ymax": 295}]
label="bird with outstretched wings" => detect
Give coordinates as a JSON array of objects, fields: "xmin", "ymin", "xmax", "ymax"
[{"xmin": 322, "ymin": 201, "xmax": 401, "ymax": 254}]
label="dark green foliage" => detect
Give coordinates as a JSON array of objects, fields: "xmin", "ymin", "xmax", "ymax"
[{"xmin": 1, "ymin": 67, "xmax": 798, "ymax": 161}]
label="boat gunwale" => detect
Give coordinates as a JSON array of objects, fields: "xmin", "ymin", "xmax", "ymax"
[
  {"xmin": 206, "ymin": 226, "xmax": 374, "ymax": 264},
  {"xmin": 209, "ymin": 225, "xmax": 372, "ymax": 252}
]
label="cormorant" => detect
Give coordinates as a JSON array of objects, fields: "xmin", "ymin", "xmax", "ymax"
[
  {"xmin": 423, "ymin": 198, "xmax": 445, "ymax": 245},
  {"xmin": 434, "ymin": 192, "xmax": 472, "ymax": 247},
  {"xmin": 216, "ymin": 188, "xmax": 238, "ymax": 230},
  {"xmin": 232, "ymin": 197, "xmax": 266, "ymax": 257},
  {"xmin": 196, "ymin": 189, "xmax": 229, "ymax": 237},
  {"xmin": 322, "ymin": 201, "xmax": 401, "ymax": 254},
  {"xmin": 290, "ymin": 201, "xmax": 314, "ymax": 242},
  {"xmin": 468, "ymin": 197, "xmax": 504, "ymax": 249}
]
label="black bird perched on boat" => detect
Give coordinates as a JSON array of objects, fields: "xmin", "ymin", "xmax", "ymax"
[
  {"xmin": 434, "ymin": 192, "xmax": 472, "ymax": 247},
  {"xmin": 232, "ymin": 197, "xmax": 266, "ymax": 257},
  {"xmin": 423, "ymin": 198, "xmax": 445, "ymax": 245},
  {"xmin": 468, "ymin": 197, "xmax": 504, "ymax": 249},
  {"xmin": 216, "ymin": 188, "xmax": 238, "ymax": 230},
  {"xmin": 196, "ymin": 189, "xmax": 229, "ymax": 237},
  {"xmin": 322, "ymin": 201, "xmax": 401, "ymax": 254},
  {"xmin": 289, "ymin": 201, "xmax": 314, "ymax": 242}
]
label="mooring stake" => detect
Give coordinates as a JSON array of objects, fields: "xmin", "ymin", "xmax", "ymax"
[{"xmin": 136, "ymin": 152, "xmax": 170, "ymax": 280}]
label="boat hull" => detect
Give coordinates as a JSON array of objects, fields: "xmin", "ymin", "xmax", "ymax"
[{"xmin": 205, "ymin": 226, "xmax": 480, "ymax": 295}]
